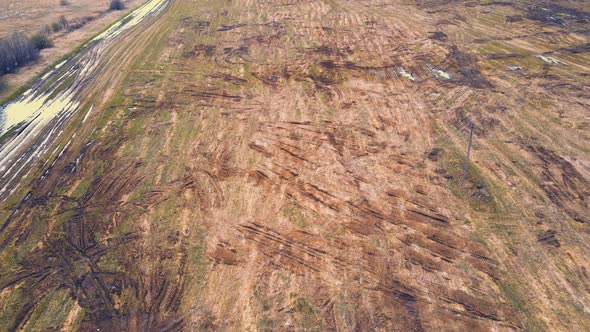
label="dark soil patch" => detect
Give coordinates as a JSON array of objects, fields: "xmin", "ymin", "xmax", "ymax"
[
  {"xmin": 208, "ymin": 72, "xmax": 248, "ymax": 85},
  {"xmin": 505, "ymin": 15, "xmax": 523, "ymax": 23},
  {"xmin": 425, "ymin": 147, "xmax": 444, "ymax": 162},
  {"xmin": 526, "ymin": 145, "xmax": 589, "ymax": 223},
  {"xmin": 537, "ymin": 230, "xmax": 560, "ymax": 247},
  {"xmin": 217, "ymin": 23, "xmax": 247, "ymax": 32},
  {"xmin": 464, "ymin": 1, "xmax": 515, "ymax": 8},
  {"xmin": 192, "ymin": 21, "xmax": 210, "ymax": 31},
  {"xmin": 416, "ymin": 0, "xmax": 458, "ymax": 8},
  {"xmin": 549, "ymin": 43, "xmax": 590, "ymax": 55},
  {"xmin": 429, "ymin": 31, "xmax": 448, "ymax": 41},
  {"xmin": 451, "ymin": 107, "xmax": 500, "ymax": 136},
  {"xmin": 223, "ymin": 46, "xmax": 249, "ymax": 56},
  {"xmin": 308, "ymin": 45, "xmax": 353, "ymax": 57},
  {"xmin": 526, "ymin": 4, "xmax": 590, "ymax": 26},
  {"xmin": 183, "ymin": 44, "xmax": 216, "ymax": 58},
  {"xmin": 443, "ymin": 45, "xmax": 492, "ymax": 89}
]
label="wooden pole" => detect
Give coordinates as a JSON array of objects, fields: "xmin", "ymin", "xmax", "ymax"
[{"xmin": 464, "ymin": 123, "xmax": 474, "ymax": 180}]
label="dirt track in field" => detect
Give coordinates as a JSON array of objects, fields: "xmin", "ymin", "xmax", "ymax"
[{"xmin": 0, "ymin": 0, "xmax": 589, "ymax": 330}]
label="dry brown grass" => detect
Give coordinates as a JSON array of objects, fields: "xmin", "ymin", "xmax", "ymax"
[{"xmin": 0, "ymin": 0, "xmax": 588, "ymax": 330}]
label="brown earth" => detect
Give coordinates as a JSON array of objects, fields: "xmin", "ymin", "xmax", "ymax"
[{"xmin": 0, "ymin": 0, "xmax": 589, "ymax": 331}]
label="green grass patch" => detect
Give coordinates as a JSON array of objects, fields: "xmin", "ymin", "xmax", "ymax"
[
  {"xmin": 71, "ymin": 178, "xmax": 92, "ymax": 198},
  {"xmin": 0, "ymin": 121, "xmax": 25, "ymax": 146},
  {"xmin": 294, "ymin": 297, "xmax": 321, "ymax": 331},
  {"xmin": 281, "ymin": 203, "xmax": 307, "ymax": 228},
  {"xmin": 22, "ymin": 288, "xmax": 73, "ymax": 332},
  {"xmin": 438, "ymin": 138, "xmax": 501, "ymax": 213},
  {"xmin": 496, "ymin": 279, "xmax": 547, "ymax": 331},
  {"xmin": 257, "ymin": 316, "xmax": 275, "ymax": 331}
]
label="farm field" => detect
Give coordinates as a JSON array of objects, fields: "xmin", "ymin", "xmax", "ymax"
[{"xmin": 0, "ymin": 0, "xmax": 589, "ymax": 330}]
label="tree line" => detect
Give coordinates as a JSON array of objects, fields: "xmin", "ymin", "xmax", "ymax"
[
  {"xmin": 0, "ymin": 33, "xmax": 39, "ymax": 76},
  {"xmin": 0, "ymin": 33, "xmax": 54, "ymax": 76}
]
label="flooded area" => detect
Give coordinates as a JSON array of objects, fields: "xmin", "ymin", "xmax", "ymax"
[{"xmin": 0, "ymin": 0, "xmax": 169, "ymax": 198}]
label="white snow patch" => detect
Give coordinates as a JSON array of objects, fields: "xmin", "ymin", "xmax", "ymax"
[
  {"xmin": 82, "ymin": 105, "xmax": 93, "ymax": 123},
  {"xmin": 398, "ymin": 67, "xmax": 415, "ymax": 81},
  {"xmin": 433, "ymin": 69, "xmax": 450, "ymax": 80},
  {"xmin": 507, "ymin": 65, "xmax": 523, "ymax": 71},
  {"xmin": 536, "ymin": 55, "xmax": 565, "ymax": 65}
]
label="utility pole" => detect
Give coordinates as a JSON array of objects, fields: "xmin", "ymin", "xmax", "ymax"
[{"xmin": 463, "ymin": 123, "xmax": 474, "ymax": 180}]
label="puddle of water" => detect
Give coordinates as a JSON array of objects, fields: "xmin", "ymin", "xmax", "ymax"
[
  {"xmin": 93, "ymin": 0, "xmax": 170, "ymax": 42},
  {"xmin": 0, "ymin": 0, "xmax": 169, "ymax": 135},
  {"xmin": 0, "ymin": 95, "xmax": 79, "ymax": 195}
]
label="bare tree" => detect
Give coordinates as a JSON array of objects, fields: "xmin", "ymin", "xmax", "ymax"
[
  {"xmin": 0, "ymin": 33, "xmax": 39, "ymax": 75},
  {"xmin": 52, "ymin": 16, "xmax": 69, "ymax": 32},
  {"xmin": 30, "ymin": 32, "xmax": 54, "ymax": 50},
  {"xmin": 109, "ymin": 0, "xmax": 125, "ymax": 11}
]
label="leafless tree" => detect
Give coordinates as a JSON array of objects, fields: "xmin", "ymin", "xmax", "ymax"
[{"xmin": 0, "ymin": 33, "xmax": 39, "ymax": 75}]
